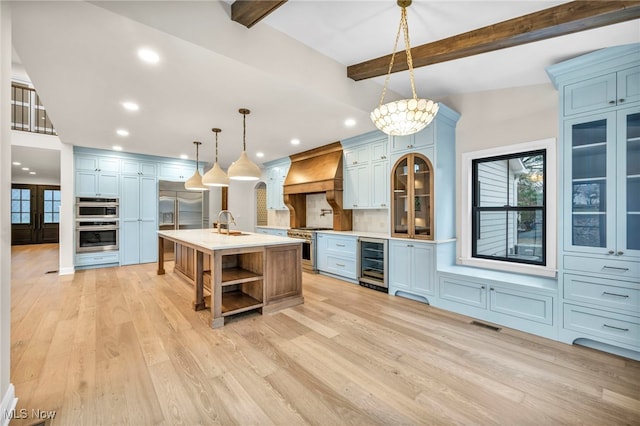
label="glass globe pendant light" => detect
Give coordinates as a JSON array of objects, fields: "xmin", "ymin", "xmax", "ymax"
[
  {"xmin": 370, "ymin": 0, "xmax": 438, "ymax": 136},
  {"xmin": 202, "ymin": 128, "xmax": 229, "ymax": 187},
  {"xmin": 184, "ymin": 141, "xmax": 208, "ymax": 191},
  {"xmin": 227, "ymin": 108, "xmax": 261, "ymax": 181}
]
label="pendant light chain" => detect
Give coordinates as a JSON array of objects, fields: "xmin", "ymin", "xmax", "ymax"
[
  {"xmin": 242, "ymin": 112, "xmax": 247, "ymax": 151},
  {"xmin": 215, "ymin": 132, "xmax": 219, "ymax": 162},
  {"xmin": 378, "ymin": 4, "xmax": 417, "ymax": 108}
]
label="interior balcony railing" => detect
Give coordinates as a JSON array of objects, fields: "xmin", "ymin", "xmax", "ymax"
[{"xmin": 11, "ymin": 83, "xmax": 57, "ymax": 135}]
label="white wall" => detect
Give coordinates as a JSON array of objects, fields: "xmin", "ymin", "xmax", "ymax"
[
  {"xmin": 1, "ymin": 1, "xmax": 17, "ymax": 420},
  {"xmin": 440, "ymin": 83, "xmax": 559, "ymax": 260}
]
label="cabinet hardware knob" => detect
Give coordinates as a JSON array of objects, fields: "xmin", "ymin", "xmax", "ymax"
[
  {"xmin": 353, "ymin": 161, "xmax": 357, "ymax": 164},
  {"xmin": 619, "ymin": 98, "xmax": 625, "ymax": 103},
  {"xmin": 603, "ymin": 324, "xmax": 629, "ymax": 332},
  {"xmin": 617, "ymin": 251, "xmax": 624, "ymax": 256},
  {"xmin": 407, "ymin": 145, "xmax": 411, "ymax": 148},
  {"xmin": 408, "ymin": 244, "xmax": 413, "ymax": 247},
  {"xmin": 481, "ymin": 285, "xmax": 485, "ymax": 289},
  {"xmin": 608, "ymin": 250, "xmax": 615, "ymax": 255},
  {"xmin": 490, "ymin": 287, "xmax": 495, "ymax": 291},
  {"xmin": 602, "ymin": 292, "xmax": 629, "ymax": 298},
  {"xmin": 609, "ymin": 100, "xmax": 616, "ymax": 105}
]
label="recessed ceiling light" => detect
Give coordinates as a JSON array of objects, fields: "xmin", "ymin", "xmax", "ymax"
[
  {"xmin": 180, "ymin": 154, "xmax": 188, "ymax": 160},
  {"xmin": 122, "ymin": 101, "xmax": 139, "ymax": 111},
  {"xmin": 116, "ymin": 129, "xmax": 129, "ymax": 137},
  {"xmin": 137, "ymin": 48, "xmax": 159, "ymax": 64},
  {"xmin": 12, "ymin": 162, "xmax": 20, "ymax": 166},
  {"xmin": 29, "ymin": 172, "xmax": 36, "ymax": 175},
  {"xmin": 344, "ymin": 118, "xmax": 356, "ymax": 127},
  {"xmin": 291, "ymin": 138, "xmax": 300, "ymax": 145},
  {"xmin": 112, "ymin": 145, "xmax": 123, "ymax": 151},
  {"xmin": 21, "ymin": 167, "xmax": 29, "ymax": 171},
  {"xmin": 256, "ymin": 152, "xmax": 264, "ymax": 158}
]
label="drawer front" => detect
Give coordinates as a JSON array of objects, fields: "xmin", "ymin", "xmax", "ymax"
[
  {"xmin": 438, "ymin": 276, "xmax": 486, "ymax": 309},
  {"xmin": 490, "ymin": 286, "xmax": 553, "ymax": 325},
  {"xmin": 325, "ymin": 254, "xmax": 356, "ymax": 280},
  {"xmin": 564, "ymin": 274, "xmax": 640, "ymax": 313},
  {"xmin": 563, "ymin": 304, "xmax": 640, "ymax": 347},
  {"xmin": 324, "ymin": 235, "xmax": 357, "ymax": 258},
  {"xmin": 76, "ymin": 252, "xmax": 119, "ymax": 266},
  {"xmin": 564, "ymin": 255, "xmax": 639, "ymax": 279}
]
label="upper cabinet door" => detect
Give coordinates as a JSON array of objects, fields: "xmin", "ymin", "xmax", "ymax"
[
  {"xmin": 563, "ymin": 112, "xmax": 617, "ymax": 255},
  {"xmin": 564, "ymin": 74, "xmax": 617, "ymax": 116},
  {"xmin": 391, "ymin": 153, "xmax": 434, "ymax": 239},
  {"xmin": 617, "ymin": 106, "xmax": 640, "ymax": 258},
  {"xmin": 617, "ymin": 66, "xmax": 640, "ymax": 107}
]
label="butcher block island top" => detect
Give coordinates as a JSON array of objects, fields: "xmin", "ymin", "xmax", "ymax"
[{"xmin": 157, "ymin": 229, "xmax": 303, "ymax": 328}]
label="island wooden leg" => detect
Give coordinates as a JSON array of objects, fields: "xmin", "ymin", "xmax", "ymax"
[
  {"xmin": 193, "ymin": 250, "xmax": 206, "ymax": 311},
  {"xmin": 211, "ymin": 251, "xmax": 224, "ymax": 328},
  {"xmin": 157, "ymin": 236, "xmax": 165, "ymax": 275}
]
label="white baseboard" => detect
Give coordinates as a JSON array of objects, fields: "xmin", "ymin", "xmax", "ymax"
[
  {"xmin": 58, "ymin": 266, "xmax": 75, "ymax": 276},
  {"xmin": 1, "ymin": 384, "xmax": 17, "ymax": 426}
]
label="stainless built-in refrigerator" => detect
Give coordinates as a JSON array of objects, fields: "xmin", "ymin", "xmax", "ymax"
[{"xmin": 158, "ymin": 180, "xmax": 209, "ymax": 260}]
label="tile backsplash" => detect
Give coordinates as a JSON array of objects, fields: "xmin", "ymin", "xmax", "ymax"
[{"xmin": 266, "ymin": 194, "xmax": 390, "ymax": 234}]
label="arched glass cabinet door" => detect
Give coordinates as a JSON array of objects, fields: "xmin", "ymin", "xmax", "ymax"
[{"xmin": 391, "ymin": 153, "xmax": 434, "ymax": 239}]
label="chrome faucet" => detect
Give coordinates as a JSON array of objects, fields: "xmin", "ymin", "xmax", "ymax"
[{"xmin": 216, "ymin": 210, "xmax": 237, "ymax": 235}]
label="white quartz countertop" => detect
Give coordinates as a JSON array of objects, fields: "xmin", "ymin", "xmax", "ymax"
[
  {"xmin": 158, "ymin": 229, "xmax": 301, "ymax": 251},
  {"xmin": 315, "ymin": 230, "xmax": 389, "ymax": 239}
]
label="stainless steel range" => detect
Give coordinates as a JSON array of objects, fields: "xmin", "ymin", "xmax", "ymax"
[{"xmin": 287, "ymin": 227, "xmax": 331, "ymax": 273}]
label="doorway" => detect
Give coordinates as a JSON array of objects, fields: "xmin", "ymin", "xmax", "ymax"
[{"xmin": 11, "ymin": 183, "xmax": 60, "ymax": 245}]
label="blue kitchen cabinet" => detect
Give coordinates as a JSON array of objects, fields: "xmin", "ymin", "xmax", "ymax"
[
  {"xmin": 316, "ymin": 233, "xmax": 358, "ymax": 281},
  {"xmin": 342, "ymin": 131, "xmax": 389, "ymax": 209},
  {"xmin": 75, "ymin": 155, "xmax": 120, "ymax": 197},
  {"xmin": 562, "ymin": 65, "xmax": 640, "ymax": 116},
  {"xmin": 263, "ymin": 158, "xmax": 290, "ymax": 210},
  {"xmin": 548, "ymin": 43, "xmax": 640, "ymax": 358},
  {"xmin": 389, "ymin": 240, "xmax": 434, "ymax": 301},
  {"xmin": 255, "ymin": 227, "xmax": 288, "ymax": 237},
  {"xmin": 389, "ymin": 124, "xmax": 434, "ymax": 154},
  {"xmin": 122, "ymin": 159, "xmax": 157, "ymax": 177},
  {"xmin": 158, "ymin": 161, "xmax": 200, "ymax": 181},
  {"xmin": 120, "ymin": 174, "xmax": 157, "ymax": 265}
]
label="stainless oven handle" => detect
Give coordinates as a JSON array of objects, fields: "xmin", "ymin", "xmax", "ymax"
[{"xmin": 76, "ymin": 226, "xmax": 119, "ymax": 231}]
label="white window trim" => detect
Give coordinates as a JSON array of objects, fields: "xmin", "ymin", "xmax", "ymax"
[{"xmin": 459, "ymin": 138, "xmax": 557, "ymax": 278}]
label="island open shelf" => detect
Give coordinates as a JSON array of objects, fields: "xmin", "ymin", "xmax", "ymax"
[{"xmin": 157, "ymin": 229, "xmax": 303, "ymax": 328}]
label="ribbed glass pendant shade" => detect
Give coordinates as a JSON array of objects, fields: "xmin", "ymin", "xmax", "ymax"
[
  {"xmin": 203, "ymin": 162, "xmax": 229, "ymax": 186},
  {"xmin": 228, "ymin": 151, "xmax": 261, "ymax": 181},
  {"xmin": 203, "ymin": 128, "xmax": 229, "ymax": 186},
  {"xmin": 184, "ymin": 141, "xmax": 208, "ymax": 191}
]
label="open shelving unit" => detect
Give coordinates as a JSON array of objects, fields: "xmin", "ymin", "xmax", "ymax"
[{"xmin": 217, "ymin": 249, "xmax": 265, "ymax": 318}]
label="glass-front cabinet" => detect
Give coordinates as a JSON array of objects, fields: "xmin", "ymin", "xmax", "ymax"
[
  {"xmin": 564, "ymin": 106, "xmax": 640, "ymax": 257},
  {"xmin": 391, "ymin": 153, "xmax": 434, "ymax": 239}
]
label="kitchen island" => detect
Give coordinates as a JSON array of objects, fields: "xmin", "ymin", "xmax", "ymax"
[{"xmin": 157, "ymin": 229, "xmax": 303, "ymax": 328}]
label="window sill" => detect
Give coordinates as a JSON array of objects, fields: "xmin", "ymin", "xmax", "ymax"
[{"xmin": 457, "ymin": 257, "xmax": 557, "ymax": 278}]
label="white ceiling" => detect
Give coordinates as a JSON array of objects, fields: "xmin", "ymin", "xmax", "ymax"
[{"xmin": 10, "ymin": 1, "xmax": 640, "ymax": 179}]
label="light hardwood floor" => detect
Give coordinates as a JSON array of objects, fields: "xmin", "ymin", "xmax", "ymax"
[{"xmin": 10, "ymin": 244, "xmax": 640, "ymax": 425}]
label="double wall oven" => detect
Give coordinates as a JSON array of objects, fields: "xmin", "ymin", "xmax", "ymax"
[
  {"xmin": 76, "ymin": 197, "xmax": 119, "ymax": 253},
  {"xmin": 286, "ymin": 227, "xmax": 331, "ymax": 273}
]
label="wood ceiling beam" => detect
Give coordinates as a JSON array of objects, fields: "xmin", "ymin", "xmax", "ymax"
[
  {"xmin": 231, "ymin": 1, "xmax": 288, "ymax": 29},
  {"xmin": 347, "ymin": 1, "xmax": 640, "ymax": 81}
]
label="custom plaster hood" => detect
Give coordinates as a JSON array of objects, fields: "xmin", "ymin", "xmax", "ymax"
[{"xmin": 283, "ymin": 142, "xmax": 352, "ymax": 231}]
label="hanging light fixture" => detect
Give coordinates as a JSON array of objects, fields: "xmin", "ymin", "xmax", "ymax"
[
  {"xmin": 184, "ymin": 141, "xmax": 208, "ymax": 191},
  {"xmin": 370, "ymin": 0, "xmax": 438, "ymax": 136},
  {"xmin": 227, "ymin": 108, "xmax": 261, "ymax": 181},
  {"xmin": 202, "ymin": 128, "xmax": 229, "ymax": 187}
]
